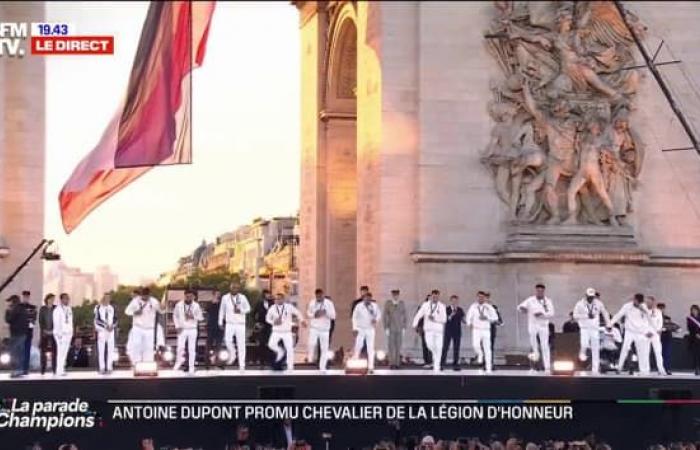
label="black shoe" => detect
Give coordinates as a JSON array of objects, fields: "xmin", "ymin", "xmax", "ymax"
[{"xmin": 453, "ymin": 366, "xmax": 461, "ymax": 371}]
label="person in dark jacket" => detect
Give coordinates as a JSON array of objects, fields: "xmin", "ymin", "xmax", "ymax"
[
  {"xmin": 67, "ymin": 337, "xmax": 89, "ymax": 368},
  {"xmin": 20, "ymin": 290, "xmax": 37, "ymax": 374},
  {"xmin": 687, "ymin": 304, "xmax": 700, "ymax": 375},
  {"xmin": 658, "ymin": 302, "xmax": 678, "ymax": 374},
  {"xmin": 205, "ymin": 290, "xmax": 222, "ymax": 369},
  {"xmin": 5, "ymin": 295, "xmax": 29, "ymax": 378},
  {"xmin": 253, "ymin": 289, "xmax": 275, "ymax": 367},
  {"xmin": 441, "ymin": 294, "xmax": 465, "ymax": 370},
  {"xmin": 38, "ymin": 293, "xmax": 57, "ymax": 374}
]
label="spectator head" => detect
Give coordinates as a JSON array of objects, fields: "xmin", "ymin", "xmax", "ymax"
[
  {"xmin": 691, "ymin": 305, "xmax": 700, "ymax": 317},
  {"xmin": 43, "ymin": 294, "xmax": 55, "ymax": 306},
  {"xmin": 21, "ymin": 290, "xmax": 30, "ymax": 302},
  {"xmin": 420, "ymin": 435, "xmax": 436, "ymax": 450},
  {"xmin": 235, "ymin": 423, "xmax": 250, "ymax": 443},
  {"xmin": 58, "ymin": 445, "xmax": 78, "ymax": 450},
  {"xmin": 140, "ymin": 438, "xmax": 155, "ymax": 450}
]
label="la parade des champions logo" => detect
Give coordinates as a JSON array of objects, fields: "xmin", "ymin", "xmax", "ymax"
[{"xmin": 0, "ymin": 398, "xmax": 97, "ymax": 432}]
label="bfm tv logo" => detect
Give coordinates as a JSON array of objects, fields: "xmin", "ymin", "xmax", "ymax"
[
  {"xmin": 0, "ymin": 23, "xmax": 28, "ymax": 57},
  {"xmin": 0, "ymin": 22, "xmax": 114, "ymax": 57}
]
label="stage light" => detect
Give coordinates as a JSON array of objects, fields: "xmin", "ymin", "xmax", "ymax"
[
  {"xmin": 528, "ymin": 352, "xmax": 540, "ymax": 362},
  {"xmin": 345, "ymin": 358, "xmax": 369, "ymax": 375},
  {"xmin": 162, "ymin": 347, "xmax": 174, "ymax": 363},
  {"xmin": 217, "ymin": 349, "xmax": 230, "ymax": 362},
  {"xmin": 133, "ymin": 361, "xmax": 159, "ymax": 377},
  {"xmin": 552, "ymin": 360, "xmax": 575, "ymax": 376},
  {"xmin": 376, "ymin": 350, "xmax": 387, "ymax": 362},
  {"xmin": 0, "ymin": 352, "xmax": 10, "ymax": 365}
]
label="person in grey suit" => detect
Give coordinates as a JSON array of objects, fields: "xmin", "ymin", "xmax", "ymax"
[{"xmin": 383, "ymin": 289, "xmax": 407, "ymax": 369}]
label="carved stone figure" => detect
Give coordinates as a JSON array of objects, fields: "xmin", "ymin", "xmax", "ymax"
[{"xmin": 482, "ymin": 0, "xmax": 645, "ymax": 227}]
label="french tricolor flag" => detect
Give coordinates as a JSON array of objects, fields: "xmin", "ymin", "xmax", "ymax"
[{"xmin": 59, "ymin": 1, "xmax": 215, "ymax": 233}]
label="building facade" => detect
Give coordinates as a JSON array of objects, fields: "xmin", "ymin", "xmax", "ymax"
[{"xmin": 296, "ymin": 1, "xmax": 700, "ymax": 355}]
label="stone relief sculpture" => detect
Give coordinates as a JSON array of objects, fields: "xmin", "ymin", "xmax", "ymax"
[{"xmin": 482, "ymin": 1, "xmax": 646, "ymax": 226}]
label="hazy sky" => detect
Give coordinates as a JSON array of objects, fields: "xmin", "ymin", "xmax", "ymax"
[{"xmin": 45, "ymin": 2, "xmax": 301, "ymax": 284}]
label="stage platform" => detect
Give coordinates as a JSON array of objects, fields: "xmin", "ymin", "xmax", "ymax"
[{"xmin": 2, "ymin": 368, "xmax": 699, "ymax": 400}]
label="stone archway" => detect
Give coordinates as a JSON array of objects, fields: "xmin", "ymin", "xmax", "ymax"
[{"xmin": 298, "ymin": 1, "xmax": 359, "ymax": 352}]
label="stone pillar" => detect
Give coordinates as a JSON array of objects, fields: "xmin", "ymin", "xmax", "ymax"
[{"xmin": 0, "ymin": 2, "xmax": 46, "ymax": 333}]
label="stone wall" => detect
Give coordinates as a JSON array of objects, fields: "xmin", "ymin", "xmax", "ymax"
[{"xmin": 0, "ymin": 3, "xmax": 46, "ymax": 334}]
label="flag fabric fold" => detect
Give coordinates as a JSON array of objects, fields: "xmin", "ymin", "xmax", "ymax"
[{"xmin": 59, "ymin": 0, "xmax": 215, "ymax": 234}]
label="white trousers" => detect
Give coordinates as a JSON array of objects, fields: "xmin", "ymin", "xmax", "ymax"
[
  {"xmin": 528, "ymin": 326, "xmax": 551, "ymax": 370},
  {"xmin": 354, "ymin": 329, "xmax": 376, "ymax": 370},
  {"xmin": 224, "ymin": 323, "xmax": 246, "ymax": 369},
  {"xmin": 55, "ymin": 333, "xmax": 72, "ymax": 376},
  {"xmin": 650, "ymin": 334, "xmax": 666, "ymax": 374},
  {"xmin": 268, "ymin": 331, "xmax": 294, "ymax": 370},
  {"xmin": 472, "ymin": 328, "xmax": 492, "ymax": 372},
  {"xmin": 580, "ymin": 327, "xmax": 601, "ymax": 373},
  {"xmin": 425, "ymin": 330, "xmax": 444, "ymax": 373},
  {"xmin": 618, "ymin": 331, "xmax": 651, "ymax": 374},
  {"xmin": 308, "ymin": 328, "xmax": 330, "ymax": 370},
  {"xmin": 129, "ymin": 327, "xmax": 155, "ymax": 364},
  {"xmin": 96, "ymin": 330, "xmax": 115, "ymax": 372},
  {"xmin": 176, "ymin": 328, "xmax": 198, "ymax": 372}
]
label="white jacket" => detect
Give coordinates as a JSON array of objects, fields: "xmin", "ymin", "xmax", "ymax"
[
  {"xmin": 266, "ymin": 303, "xmax": 303, "ymax": 333},
  {"xmin": 218, "ymin": 293, "xmax": 250, "ymax": 326},
  {"xmin": 306, "ymin": 297, "xmax": 336, "ymax": 332},
  {"xmin": 518, "ymin": 296, "xmax": 554, "ymax": 330},
  {"xmin": 573, "ymin": 298, "xmax": 611, "ymax": 330},
  {"xmin": 465, "ymin": 302, "xmax": 498, "ymax": 330},
  {"xmin": 53, "ymin": 304, "xmax": 73, "ymax": 337},
  {"xmin": 173, "ymin": 300, "xmax": 204, "ymax": 330},
  {"xmin": 94, "ymin": 304, "xmax": 116, "ymax": 333},
  {"xmin": 611, "ymin": 302, "xmax": 654, "ymax": 335},
  {"xmin": 353, "ymin": 301, "xmax": 382, "ymax": 331},
  {"xmin": 125, "ymin": 296, "xmax": 161, "ymax": 330},
  {"xmin": 648, "ymin": 307, "xmax": 663, "ymax": 334},
  {"xmin": 412, "ymin": 300, "xmax": 447, "ymax": 333}
]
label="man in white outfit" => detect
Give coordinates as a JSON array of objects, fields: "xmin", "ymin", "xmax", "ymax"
[
  {"xmin": 466, "ymin": 291, "xmax": 499, "ymax": 373},
  {"xmin": 218, "ymin": 282, "xmax": 250, "ymax": 370},
  {"xmin": 573, "ymin": 288, "xmax": 611, "ymax": 374},
  {"xmin": 173, "ymin": 289, "xmax": 204, "ymax": 374},
  {"xmin": 266, "ymin": 293, "xmax": 306, "ymax": 371},
  {"xmin": 352, "ymin": 291, "xmax": 382, "ymax": 373},
  {"xmin": 645, "ymin": 296, "xmax": 667, "ymax": 375},
  {"xmin": 611, "ymin": 293, "xmax": 654, "ymax": 375},
  {"xmin": 518, "ymin": 283, "xmax": 555, "ymax": 372},
  {"xmin": 125, "ymin": 287, "xmax": 161, "ymax": 364},
  {"xmin": 94, "ymin": 293, "xmax": 116, "ymax": 374},
  {"xmin": 306, "ymin": 288, "xmax": 336, "ymax": 371},
  {"xmin": 412, "ymin": 289, "xmax": 447, "ymax": 373},
  {"xmin": 53, "ymin": 293, "xmax": 73, "ymax": 376}
]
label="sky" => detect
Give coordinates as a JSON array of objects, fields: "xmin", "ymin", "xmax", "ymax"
[{"xmin": 44, "ymin": 2, "xmax": 301, "ymax": 285}]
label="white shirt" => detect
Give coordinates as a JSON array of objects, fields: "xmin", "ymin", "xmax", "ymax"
[
  {"xmin": 125, "ymin": 296, "xmax": 161, "ymax": 330},
  {"xmin": 611, "ymin": 301, "xmax": 654, "ymax": 335},
  {"xmin": 465, "ymin": 302, "xmax": 498, "ymax": 330},
  {"xmin": 218, "ymin": 293, "xmax": 250, "ymax": 326},
  {"xmin": 648, "ymin": 307, "xmax": 663, "ymax": 334},
  {"xmin": 573, "ymin": 298, "xmax": 611, "ymax": 329},
  {"xmin": 518, "ymin": 296, "xmax": 554, "ymax": 330},
  {"xmin": 306, "ymin": 297, "xmax": 336, "ymax": 331},
  {"xmin": 266, "ymin": 302, "xmax": 303, "ymax": 333},
  {"xmin": 173, "ymin": 300, "xmax": 204, "ymax": 330},
  {"xmin": 412, "ymin": 300, "xmax": 447, "ymax": 333},
  {"xmin": 353, "ymin": 301, "xmax": 382, "ymax": 331},
  {"xmin": 53, "ymin": 304, "xmax": 74, "ymax": 337},
  {"xmin": 94, "ymin": 304, "xmax": 115, "ymax": 332}
]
